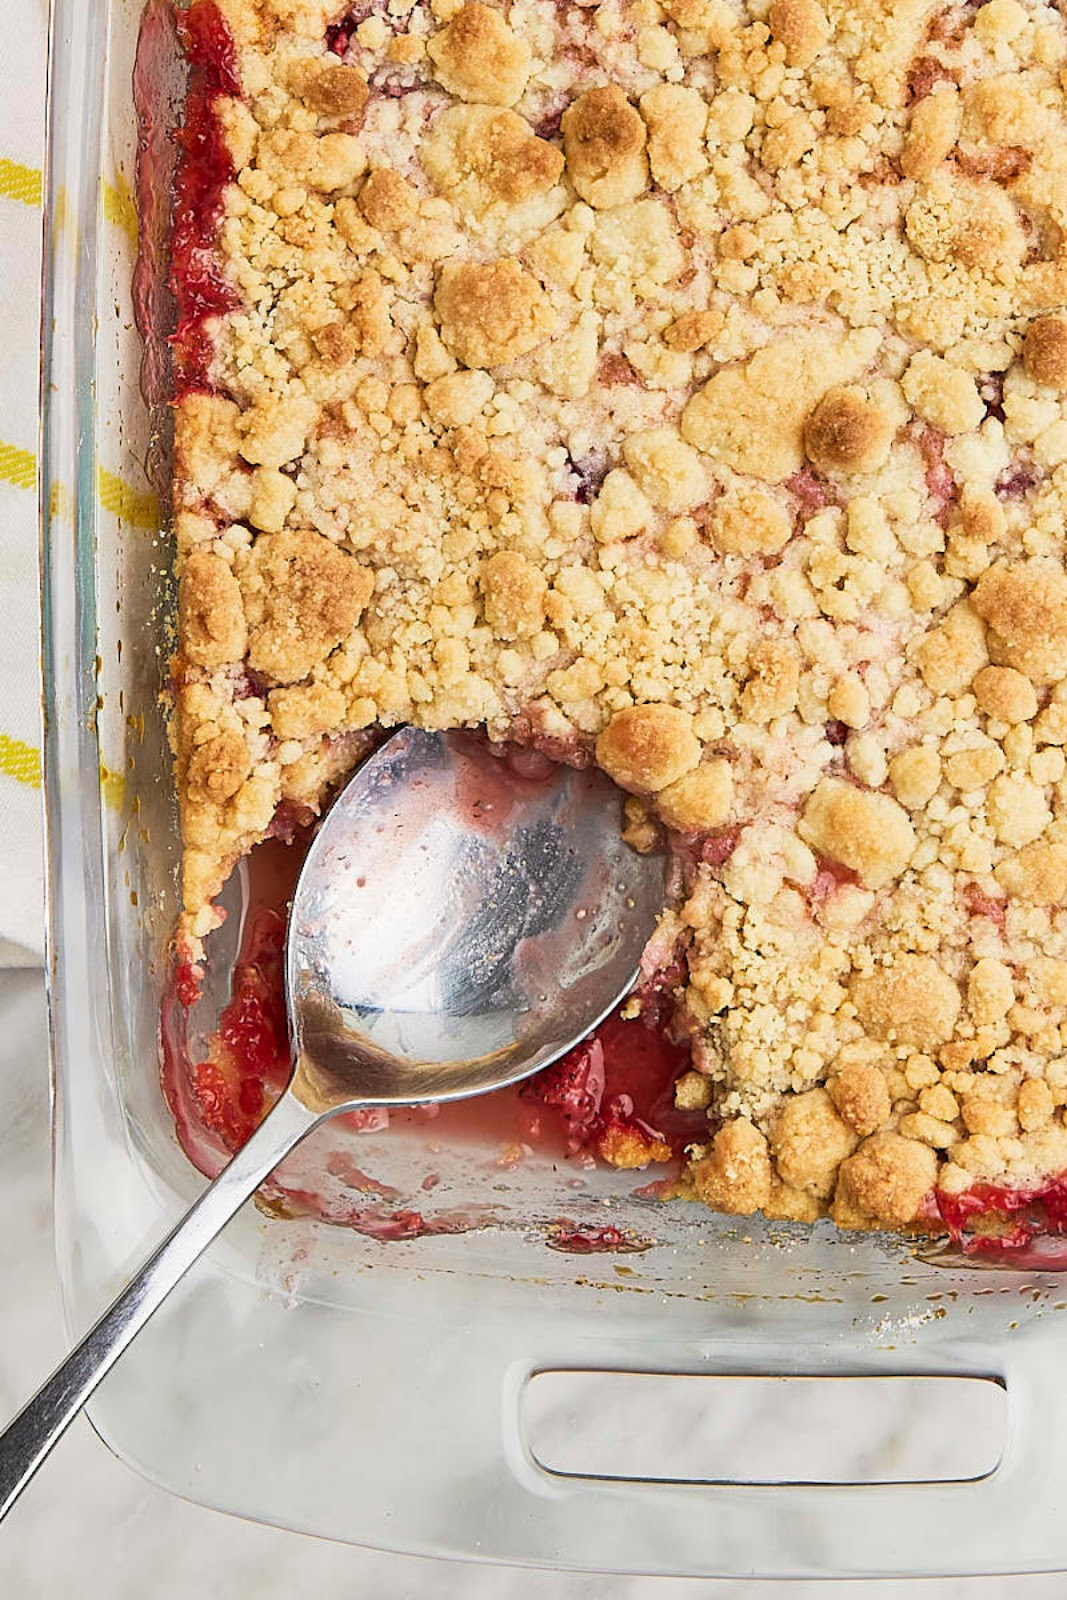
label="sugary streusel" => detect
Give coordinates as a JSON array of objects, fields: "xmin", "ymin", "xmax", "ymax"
[{"xmin": 174, "ymin": 0, "xmax": 1067, "ymax": 1232}]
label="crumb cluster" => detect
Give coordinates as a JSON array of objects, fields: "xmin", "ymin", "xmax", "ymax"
[{"xmin": 174, "ymin": 0, "xmax": 1067, "ymax": 1231}]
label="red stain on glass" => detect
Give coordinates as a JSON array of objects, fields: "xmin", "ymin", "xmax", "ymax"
[{"xmin": 545, "ymin": 1223, "xmax": 651, "ymax": 1254}]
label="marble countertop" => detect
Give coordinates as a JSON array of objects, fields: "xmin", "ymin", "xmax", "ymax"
[{"xmin": 1, "ymin": 967, "xmax": 1066, "ymax": 1597}]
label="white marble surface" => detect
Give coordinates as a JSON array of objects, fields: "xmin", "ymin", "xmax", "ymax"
[{"xmin": 0, "ymin": 968, "xmax": 1066, "ymax": 1595}]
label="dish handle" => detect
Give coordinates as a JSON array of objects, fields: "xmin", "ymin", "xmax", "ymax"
[{"xmin": 385, "ymin": 1319, "xmax": 1067, "ymax": 1576}]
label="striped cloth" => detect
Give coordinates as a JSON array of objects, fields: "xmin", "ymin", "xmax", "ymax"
[{"xmin": 0, "ymin": 1, "xmax": 47, "ymax": 964}]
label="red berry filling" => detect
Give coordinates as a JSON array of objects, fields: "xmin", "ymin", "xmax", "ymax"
[
  {"xmin": 914, "ymin": 423, "xmax": 956, "ymax": 525},
  {"xmin": 963, "ymin": 881, "xmax": 1007, "ymax": 928},
  {"xmin": 995, "ymin": 461, "xmax": 1038, "ymax": 501},
  {"xmin": 188, "ymin": 908, "xmax": 291, "ymax": 1150},
  {"xmin": 171, "ymin": 2, "xmax": 241, "ymax": 397},
  {"xmin": 932, "ymin": 1177, "xmax": 1067, "ymax": 1255},
  {"xmin": 519, "ymin": 1011, "xmax": 701, "ymax": 1164},
  {"xmin": 786, "ymin": 466, "xmax": 838, "ymax": 517}
]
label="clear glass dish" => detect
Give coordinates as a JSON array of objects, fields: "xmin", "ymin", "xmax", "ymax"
[{"xmin": 38, "ymin": 0, "xmax": 1067, "ymax": 1576}]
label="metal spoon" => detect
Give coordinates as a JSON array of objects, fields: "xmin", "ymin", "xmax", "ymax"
[{"xmin": 0, "ymin": 726, "xmax": 667, "ymax": 1519}]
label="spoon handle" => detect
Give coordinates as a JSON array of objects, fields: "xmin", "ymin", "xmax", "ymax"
[{"xmin": 0, "ymin": 1089, "xmax": 317, "ymax": 1522}]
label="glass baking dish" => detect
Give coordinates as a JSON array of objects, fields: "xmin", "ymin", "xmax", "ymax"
[{"xmin": 38, "ymin": 0, "xmax": 1067, "ymax": 1575}]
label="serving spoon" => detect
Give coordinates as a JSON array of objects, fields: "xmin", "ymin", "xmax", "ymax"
[{"xmin": 0, "ymin": 726, "xmax": 667, "ymax": 1520}]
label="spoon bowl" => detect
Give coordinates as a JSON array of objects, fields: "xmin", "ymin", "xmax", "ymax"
[
  {"xmin": 288, "ymin": 726, "xmax": 668, "ymax": 1110},
  {"xmin": 0, "ymin": 727, "xmax": 668, "ymax": 1519}
]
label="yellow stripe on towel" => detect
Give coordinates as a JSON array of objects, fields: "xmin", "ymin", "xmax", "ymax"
[
  {"xmin": 3, "ymin": 454, "xmax": 159, "ymax": 528},
  {"xmin": 98, "ymin": 467, "xmax": 159, "ymax": 531},
  {"xmin": 0, "ymin": 158, "xmax": 41, "ymax": 207},
  {"xmin": 0, "ymin": 441, "xmax": 35, "ymax": 492},
  {"xmin": 0, "ymin": 735, "xmax": 41, "ymax": 789},
  {"xmin": 103, "ymin": 176, "xmax": 138, "ymax": 247}
]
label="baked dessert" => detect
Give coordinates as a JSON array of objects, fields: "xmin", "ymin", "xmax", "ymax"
[{"xmin": 170, "ymin": 0, "xmax": 1067, "ymax": 1241}]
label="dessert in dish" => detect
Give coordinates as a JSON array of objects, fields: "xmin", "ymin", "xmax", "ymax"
[{"xmin": 168, "ymin": 0, "xmax": 1067, "ymax": 1243}]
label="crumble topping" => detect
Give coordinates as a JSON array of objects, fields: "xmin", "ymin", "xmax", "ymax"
[{"xmin": 173, "ymin": 0, "xmax": 1067, "ymax": 1233}]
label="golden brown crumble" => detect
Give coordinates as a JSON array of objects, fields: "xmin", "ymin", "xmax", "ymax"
[
  {"xmin": 434, "ymin": 257, "xmax": 556, "ymax": 367},
  {"xmin": 1023, "ymin": 314, "xmax": 1067, "ymax": 391},
  {"xmin": 426, "ymin": 1, "xmax": 532, "ymax": 106},
  {"xmin": 562, "ymin": 85, "xmax": 649, "ymax": 209},
  {"xmin": 174, "ymin": 0, "xmax": 1067, "ymax": 1233}
]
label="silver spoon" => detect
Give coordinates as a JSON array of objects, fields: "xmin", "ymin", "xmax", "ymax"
[{"xmin": 0, "ymin": 726, "xmax": 667, "ymax": 1519}]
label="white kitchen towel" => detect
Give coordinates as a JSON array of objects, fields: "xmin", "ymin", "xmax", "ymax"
[{"xmin": 0, "ymin": 3, "xmax": 48, "ymax": 965}]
